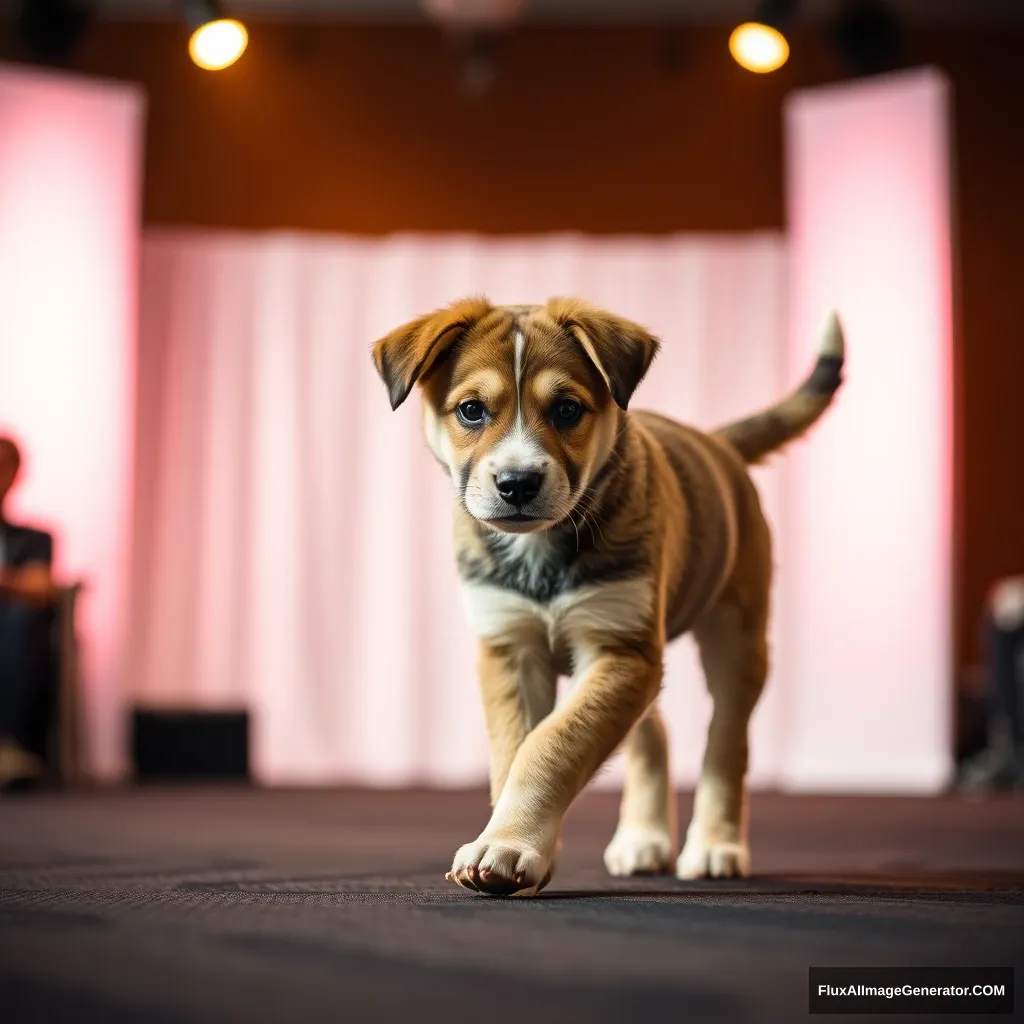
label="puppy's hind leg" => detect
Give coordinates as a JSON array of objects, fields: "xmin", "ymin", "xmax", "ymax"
[
  {"xmin": 604, "ymin": 706, "xmax": 676, "ymax": 876},
  {"xmin": 677, "ymin": 596, "xmax": 769, "ymax": 880}
]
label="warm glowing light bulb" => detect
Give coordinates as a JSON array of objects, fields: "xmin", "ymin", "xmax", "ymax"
[
  {"xmin": 729, "ymin": 21, "xmax": 790, "ymax": 74},
  {"xmin": 189, "ymin": 18, "xmax": 248, "ymax": 71}
]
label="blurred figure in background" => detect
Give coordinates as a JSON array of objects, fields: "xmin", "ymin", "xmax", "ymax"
[
  {"xmin": 0, "ymin": 436, "xmax": 55, "ymax": 791},
  {"xmin": 960, "ymin": 575, "xmax": 1024, "ymax": 792}
]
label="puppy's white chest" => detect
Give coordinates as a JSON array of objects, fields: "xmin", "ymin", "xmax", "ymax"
[{"xmin": 459, "ymin": 576, "xmax": 655, "ymax": 657}]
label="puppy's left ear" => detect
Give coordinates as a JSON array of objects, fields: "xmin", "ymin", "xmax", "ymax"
[
  {"xmin": 547, "ymin": 298, "xmax": 660, "ymax": 410},
  {"xmin": 372, "ymin": 297, "xmax": 492, "ymax": 410}
]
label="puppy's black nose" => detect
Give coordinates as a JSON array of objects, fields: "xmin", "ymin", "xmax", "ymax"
[{"xmin": 495, "ymin": 470, "xmax": 543, "ymax": 508}]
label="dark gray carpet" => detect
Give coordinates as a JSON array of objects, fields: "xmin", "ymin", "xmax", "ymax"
[{"xmin": 1, "ymin": 788, "xmax": 1021, "ymax": 1023}]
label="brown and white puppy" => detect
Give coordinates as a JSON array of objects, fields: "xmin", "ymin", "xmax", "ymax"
[{"xmin": 372, "ymin": 297, "xmax": 844, "ymax": 896}]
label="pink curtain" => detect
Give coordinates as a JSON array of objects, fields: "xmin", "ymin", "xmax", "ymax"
[{"xmin": 131, "ymin": 230, "xmax": 789, "ymax": 786}]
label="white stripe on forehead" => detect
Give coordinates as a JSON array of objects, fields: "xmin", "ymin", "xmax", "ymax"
[
  {"xmin": 486, "ymin": 325, "xmax": 547, "ymax": 473},
  {"xmin": 514, "ymin": 328, "xmax": 526, "ymax": 428}
]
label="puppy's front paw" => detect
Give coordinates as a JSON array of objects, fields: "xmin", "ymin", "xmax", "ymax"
[
  {"xmin": 446, "ymin": 836, "xmax": 552, "ymax": 897},
  {"xmin": 675, "ymin": 831, "xmax": 750, "ymax": 879},
  {"xmin": 603, "ymin": 825, "xmax": 674, "ymax": 877}
]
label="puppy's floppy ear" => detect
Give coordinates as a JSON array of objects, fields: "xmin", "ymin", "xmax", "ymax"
[
  {"xmin": 371, "ymin": 297, "xmax": 492, "ymax": 410},
  {"xmin": 547, "ymin": 298, "xmax": 660, "ymax": 410}
]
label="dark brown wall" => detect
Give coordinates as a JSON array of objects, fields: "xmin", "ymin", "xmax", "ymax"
[
  {"xmin": 78, "ymin": 21, "xmax": 809, "ymax": 234},
  {"xmin": 5, "ymin": 20, "xmax": 1022, "ymax": 677}
]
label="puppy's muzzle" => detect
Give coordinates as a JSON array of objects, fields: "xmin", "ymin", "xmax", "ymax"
[{"xmin": 494, "ymin": 469, "xmax": 544, "ymax": 509}]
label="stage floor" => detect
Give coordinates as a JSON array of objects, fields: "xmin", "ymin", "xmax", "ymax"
[{"xmin": 1, "ymin": 788, "xmax": 1021, "ymax": 1023}]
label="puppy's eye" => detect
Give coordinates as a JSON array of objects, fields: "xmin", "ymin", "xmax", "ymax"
[
  {"xmin": 552, "ymin": 399, "xmax": 583, "ymax": 428},
  {"xmin": 456, "ymin": 400, "xmax": 487, "ymax": 426}
]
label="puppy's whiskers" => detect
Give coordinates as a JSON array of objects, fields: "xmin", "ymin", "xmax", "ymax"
[
  {"xmin": 570, "ymin": 514, "xmax": 582, "ymax": 552},
  {"xmin": 578, "ymin": 504, "xmax": 605, "ymax": 547}
]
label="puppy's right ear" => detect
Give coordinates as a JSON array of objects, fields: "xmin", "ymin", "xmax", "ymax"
[{"xmin": 372, "ymin": 298, "xmax": 491, "ymax": 410}]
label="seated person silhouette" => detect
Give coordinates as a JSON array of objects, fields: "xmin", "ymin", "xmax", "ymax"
[{"xmin": 0, "ymin": 436, "xmax": 55, "ymax": 791}]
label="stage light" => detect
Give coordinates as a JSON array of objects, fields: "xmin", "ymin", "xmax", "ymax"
[
  {"xmin": 832, "ymin": 0, "xmax": 905, "ymax": 78},
  {"xmin": 189, "ymin": 19, "xmax": 247, "ymax": 71},
  {"xmin": 15, "ymin": 0, "xmax": 94, "ymax": 65},
  {"xmin": 422, "ymin": 0, "xmax": 524, "ymax": 96},
  {"xmin": 730, "ymin": 22, "xmax": 789, "ymax": 73},
  {"xmin": 183, "ymin": 1, "xmax": 247, "ymax": 71},
  {"xmin": 730, "ymin": 0, "xmax": 797, "ymax": 74},
  {"xmin": 422, "ymin": 0, "xmax": 524, "ymax": 28}
]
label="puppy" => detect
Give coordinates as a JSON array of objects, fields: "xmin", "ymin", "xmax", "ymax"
[{"xmin": 372, "ymin": 297, "xmax": 844, "ymax": 896}]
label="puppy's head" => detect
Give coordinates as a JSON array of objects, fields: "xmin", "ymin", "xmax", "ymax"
[{"xmin": 372, "ymin": 297, "xmax": 659, "ymax": 534}]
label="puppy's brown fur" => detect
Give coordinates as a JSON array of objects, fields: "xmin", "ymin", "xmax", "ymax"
[{"xmin": 373, "ymin": 297, "xmax": 844, "ymax": 895}]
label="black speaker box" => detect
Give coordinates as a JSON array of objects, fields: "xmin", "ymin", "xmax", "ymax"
[{"xmin": 132, "ymin": 708, "xmax": 251, "ymax": 782}]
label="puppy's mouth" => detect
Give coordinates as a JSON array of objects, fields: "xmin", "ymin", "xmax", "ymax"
[{"xmin": 482, "ymin": 513, "xmax": 552, "ymax": 534}]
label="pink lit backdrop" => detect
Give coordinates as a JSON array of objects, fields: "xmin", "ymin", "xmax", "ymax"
[
  {"xmin": 779, "ymin": 67, "xmax": 954, "ymax": 791},
  {"xmin": 0, "ymin": 66, "xmax": 144, "ymax": 780}
]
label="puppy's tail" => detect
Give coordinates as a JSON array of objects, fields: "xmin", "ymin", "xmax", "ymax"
[{"xmin": 714, "ymin": 311, "xmax": 845, "ymax": 465}]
